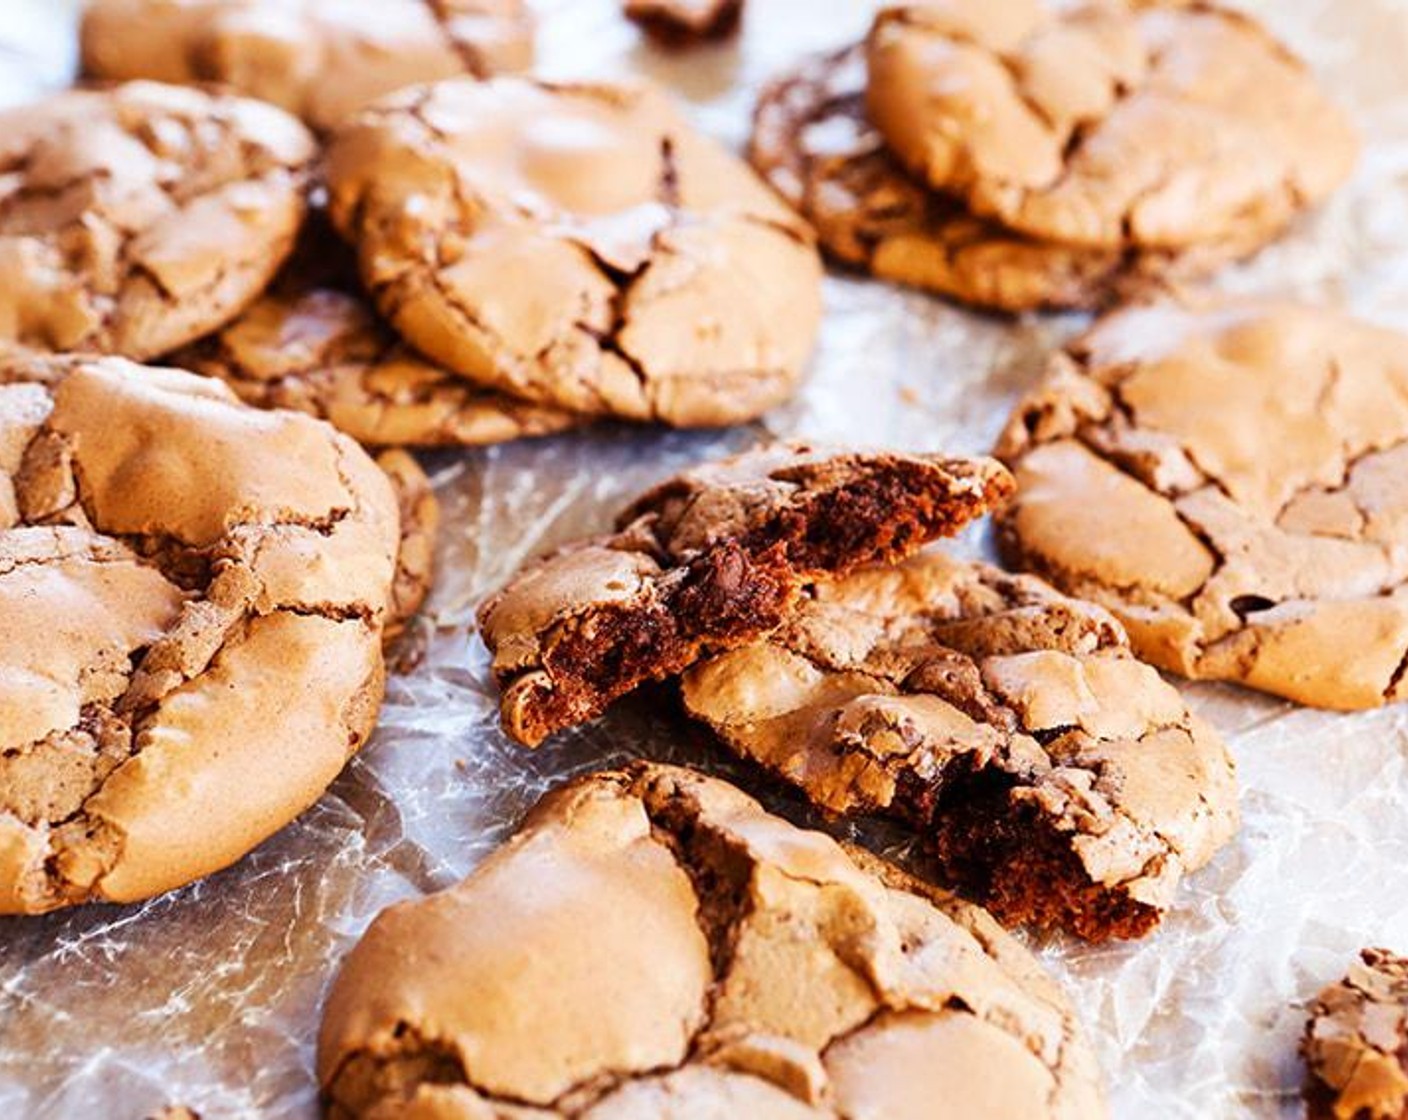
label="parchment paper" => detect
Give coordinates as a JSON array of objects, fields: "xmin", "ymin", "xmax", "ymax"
[{"xmin": 2, "ymin": 1, "xmax": 1408, "ymax": 1117}]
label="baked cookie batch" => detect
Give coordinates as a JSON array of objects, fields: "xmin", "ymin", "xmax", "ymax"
[{"xmin": 3, "ymin": 1, "xmax": 1398, "ymax": 1117}]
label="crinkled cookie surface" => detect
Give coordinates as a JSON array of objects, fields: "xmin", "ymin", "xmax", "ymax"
[
  {"xmin": 326, "ymin": 77, "xmax": 823, "ymax": 426},
  {"xmin": 318, "ymin": 763, "xmax": 1107, "ymax": 1120},
  {"xmin": 0, "ymin": 355, "xmax": 406, "ymax": 914},
  {"xmin": 81, "ymin": 0, "xmax": 534, "ymax": 132},
  {"xmin": 478, "ymin": 443, "xmax": 1014, "ymax": 746},
  {"xmin": 865, "ymin": 0, "xmax": 1357, "ymax": 249},
  {"xmin": 682, "ymin": 549, "xmax": 1237, "ymax": 941},
  {"xmin": 996, "ymin": 300, "xmax": 1408, "ymax": 710},
  {"xmin": 0, "ymin": 81, "xmax": 315, "ymax": 360},
  {"xmin": 750, "ymin": 44, "xmax": 1253, "ymax": 312},
  {"xmin": 1303, "ymin": 950, "xmax": 1408, "ymax": 1120}
]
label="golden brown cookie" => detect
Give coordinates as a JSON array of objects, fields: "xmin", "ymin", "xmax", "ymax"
[
  {"xmin": 0, "ymin": 355, "xmax": 409, "ymax": 914},
  {"xmin": 0, "ymin": 82, "xmax": 314, "ymax": 361},
  {"xmin": 1303, "ymin": 950, "xmax": 1408, "ymax": 1120},
  {"xmin": 750, "ymin": 44, "xmax": 1254, "ymax": 313},
  {"xmin": 625, "ymin": 0, "xmax": 744, "ymax": 44},
  {"xmin": 81, "ymin": 0, "xmax": 534, "ymax": 133},
  {"xmin": 318, "ymin": 763, "xmax": 1108, "ymax": 1120},
  {"xmin": 478, "ymin": 443, "xmax": 1015, "ymax": 746},
  {"xmin": 995, "ymin": 300, "xmax": 1408, "ymax": 710},
  {"xmin": 174, "ymin": 223, "xmax": 584, "ymax": 449},
  {"xmin": 681, "ymin": 549, "xmax": 1238, "ymax": 941},
  {"xmin": 866, "ymin": 1, "xmax": 1357, "ymax": 250},
  {"xmin": 326, "ymin": 77, "xmax": 823, "ymax": 426}
]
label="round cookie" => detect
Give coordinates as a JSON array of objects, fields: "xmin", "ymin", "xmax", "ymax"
[
  {"xmin": 318, "ymin": 763, "xmax": 1108, "ymax": 1120},
  {"xmin": 865, "ymin": 1, "xmax": 1357, "ymax": 249},
  {"xmin": 175, "ymin": 225, "xmax": 584, "ymax": 449},
  {"xmin": 681, "ymin": 548, "xmax": 1238, "ymax": 941},
  {"xmin": 81, "ymin": 0, "xmax": 534, "ymax": 133},
  {"xmin": 0, "ymin": 354, "xmax": 409, "ymax": 914},
  {"xmin": 325, "ymin": 77, "xmax": 824, "ymax": 426},
  {"xmin": 0, "ymin": 81, "xmax": 315, "ymax": 361},
  {"xmin": 995, "ymin": 300, "xmax": 1408, "ymax": 710},
  {"xmin": 1302, "ymin": 949, "xmax": 1408, "ymax": 1120},
  {"xmin": 750, "ymin": 44, "xmax": 1254, "ymax": 313}
]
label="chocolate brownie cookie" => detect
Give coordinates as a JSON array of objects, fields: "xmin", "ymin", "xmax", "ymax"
[
  {"xmin": 866, "ymin": 1, "xmax": 1357, "ymax": 249},
  {"xmin": 318, "ymin": 763, "xmax": 1107, "ymax": 1120},
  {"xmin": 175, "ymin": 223, "xmax": 583, "ymax": 448},
  {"xmin": 478, "ymin": 443, "xmax": 1014, "ymax": 746},
  {"xmin": 625, "ymin": 0, "xmax": 743, "ymax": 45},
  {"xmin": 996, "ymin": 300, "xmax": 1408, "ymax": 710},
  {"xmin": 325, "ymin": 78, "xmax": 823, "ymax": 426},
  {"xmin": 750, "ymin": 45, "xmax": 1255, "ymax": 313},
  {"xmin": 0, "ymin": 82, "xmax": 315, "ymax": 361},
  {"xmin": 1303, "ymin": 950, "xmax": 1408, "ymax": 1120},
  {"xmin": 81, "ymin": 0, "xmax": 534, "ymax": 133},
  {"xmin": 0, "ymin": 355, "xmax": 409, "ymax": 914},
  {"xmin": 681, "ymin": 549, "xmax": 1237, "ymax": 941}
]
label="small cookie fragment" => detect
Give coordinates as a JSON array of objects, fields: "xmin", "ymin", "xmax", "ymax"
[
  {"xmin": 0, "ymin": 81, "xmax": 315, "ymax": 360},
  {"xmin": 995, "ymin": 300, "xmax": 1408, "ymax": 710},
  {"xmin": 326, "ymin": 77, "xmax": 823, "ymax": 426},
  {"xmin": 865, "ymin": 1, "xmax": 1357, "ymax": 249},
  {"xmin": 625, "ymin": 0, "xmax": 743, "ymax": 45},
  {"xmin": 749, "ymin": 45, "xmax": 1252, "ymax": 313},
  {"xmin": 0, "ymin": 355, "xmax": 409, "ymax": 914},
  {"xmin": 81, "ymin": 0, "xmax": 534, "ymax": 132},
  {"xmin": 1303, "ymin": 950, "xmax": 1408, "ymax": 1120},
  {"xmin": 478, "ymin": 443, "xmax": 1015, "ymax": 746},
  {"xmin": 174, "ymin": 223, "xmax": 584, "ymax": 448},
  {"xmin": 682, "ymin": 549, "xmax": 1237, "ymax": 941},
  {"xmin": 318, "ymin": 763, "xmax": 1108, "ymax": 1119}
]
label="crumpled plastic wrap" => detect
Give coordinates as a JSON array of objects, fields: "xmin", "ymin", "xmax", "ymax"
[{"xmin": 3, "ymin": 1, "xmax": 1408, "ymax": 1117}]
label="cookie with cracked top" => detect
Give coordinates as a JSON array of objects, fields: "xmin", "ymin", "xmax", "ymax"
[
  {"xmin": 681, "ymin": 548, "xmax": 1238, "ymax": 941},
  {"xmin": 318, "ymin": 762, "xmax": 1108, "ymax": 1119},
  {"xmin": 174, "ymin": 219, "xmax": 585, "ymax": 449},
  {"xmin": 1303, "ymin": 949, "xmax": 1408, "ymax": 1120},
  {"xmin": 750, "ymin": 44, "xmax": 1258, "ymax": 313},
  {"xmin": 0, "ymin": 81, "xmax": 315, "ymax": 361},
  {"xmin": 81, "ymin": 0, "xmax": 534, "ymax": 133},
  {"xmin": 625, "ymin": 0, "xmax": 743, "ymax": 45},
  {"xmin": 865, "ymin": 1, "xmax": 1357, "ymax": 251},
  {"xmin": 477, "ymin": 442, "xmax": 1015, "ymax": 746},
  {"xmin": 995, "ymin": 300, "xmax": 1408, "ymax": 710},
  {"xmin": 325, "ymin": 77, "xmax": 823, "ymax": 426},
  {"xmin": 0, "ymin": 354, "xmax": 417, "ymax": 914}
]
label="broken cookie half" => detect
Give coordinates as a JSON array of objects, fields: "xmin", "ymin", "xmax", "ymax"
[
  {"xmin": 1303, "ymin": 949, "xmax": 1408, "ymax": 1120},
  {"xmin": 682, "ymin": 549, "xmax": 1238, "ymax": 942},
  {"xmin": 477, "ymin": 443, "xmax": 1015, "ymax": 746},
  {"xmin": 318, "ymin": 763, "xmax": 1107, "ymax": 1120}
]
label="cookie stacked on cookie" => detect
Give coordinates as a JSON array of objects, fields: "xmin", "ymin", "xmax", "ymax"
[
  {"xmin": 751, "ymin": 1, "xmax": 1357, "ymax": 312},
  {"xmin": 478, "ymin": 443, "xmax": 1239, "ymax": 941}
]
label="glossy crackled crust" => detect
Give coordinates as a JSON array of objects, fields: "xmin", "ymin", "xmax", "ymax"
[
  {"xmin": 1303, "ymin": 950, "xmax": 1408, "ymax": 1120},
  {"xmin": 318, "ymin": 764, "xmax": 1107, "ymax": 1119},
  {"xmin": 477, "ymin": 444, "xmax": 1014, "ymax": 746},
  {"xmin": 0, "ymin": 81, "xmax": 315, "ymax": 360},
  {"xmin": 996, "ymin": 300, "xmax": 1408, "ymax": 710},
  {"xmin": 681, "ymin": 550, "xmax": 1238, "ymax": 941},
  {"xmin": 748, "ymin": 44, "xmax": 1252, "ymax": 313},
  {"xmin": 865, "ymin": 0, "xmax": 1357, "ymax": 250},
  {"xmin": 0, "ymin": 356, "xmax": 407, "ymax": 914},
  {"xmin": 325, "ymin": 77, "xmax": 822, "ymax": 426},
  {"xmin": 81, "ymin": 0, "xmax": 534, "ymax": 133}
]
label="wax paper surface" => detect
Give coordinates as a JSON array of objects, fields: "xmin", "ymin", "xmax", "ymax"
[{"xmin": 2, "ymin": 1, "xmax": 1408, "ymax": 1117}]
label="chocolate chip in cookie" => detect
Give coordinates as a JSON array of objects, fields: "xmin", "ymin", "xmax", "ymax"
[
  {"xmin": 682, "ymin": 548, "xmax": 1238, "ymax": 941},
  {"xmin": 325, "ymin": 77, "xmax": 823, "ymax": 427},
  {"xmin": 1303, "ymin": 949, "xmax": 1408, "ymax": 1120},
  {"xmin": 318, "ymin": 763, "xmax": 1108, "ymax": 1120},
  {"xmin": 478, "ymin": 443, "xmax": 1014, "ymax": 746},
  {"xmin": 996, "ymin": 299, "xmax": 1408, "ymax": 710},
  {"xmin": 0, "ymin": 82, "xmax": 315, "ymax": 361}
]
